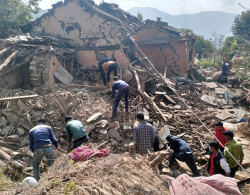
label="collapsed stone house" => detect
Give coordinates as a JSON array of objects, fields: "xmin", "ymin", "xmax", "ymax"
[{"xmin": 0, "ymin": 0, "xmax": 196, "ymax": 89}]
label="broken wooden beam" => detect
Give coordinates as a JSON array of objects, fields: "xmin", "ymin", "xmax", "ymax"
[
  {"xmin": 144, "ymin": 92, "xmax": 168, "ymax": 122},
  {"xmin": 150, "ymin": 150, "xmax": 172, "ymax": 170},
  {"xmin": 67, "ymin": 84, "xmax": 108, "ymax": 90},
  {"xmin": 133, "ymin": 70, "xmax": 141, "ymax": 90},
  {"xmin": 0, "ymin": 50, "xmax": 19, "ymax": 71},
  {"xmin": 0, "ymin": 149, "xmax": 24, "ymax": 170},
  {"xmin": 163, "ymin": 94, "xmax": 176, "ymax": 104},
  {"xmin": 0, "ymin": 94, "xmax": 38, "ymax": 102}
]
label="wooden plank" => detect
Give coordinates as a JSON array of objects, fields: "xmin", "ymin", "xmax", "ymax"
[
  {"xmin": 87, "ymin": 112, "xmax": 102, "ymax": 123},
  {"xmin": 163, "ymin": 94, "xmax": 176, "ymax": 104},
  {"xmin": 0, "ymin": 94, "xmax": 38, "ymax": 102},
  {"xmin": 144, "ymin": 92, "xmax": 168, "ymax": 122},
  {"xmin": 133, "ymin": 70, "xmax": 141, "ymax": 90},
  {"xmin": 67, "ymin": 84, "xmax": 108, "ymax": 90},
  {"xmin": 0, "ymin": 50, "xmax": 19, "ymax": 71}
]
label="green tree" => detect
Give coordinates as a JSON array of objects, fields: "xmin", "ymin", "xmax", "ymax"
[
  {"xmin": 137, "ymin": 12, "xmax": 143, "ymax": 22},
  {"xmin": 232, "ymin": 9, "xmax": 250, "ymax": 42},
  {"xmin": 194, "ymin": 36, "xmax": 214, "ymax": 59},
  {"xmin": 220, "ymin": 36, "xmax": 242, "ymax": 59},
  {"xmin": 0, "ymin": 0, "xmax": 41, "ymax": 38}
]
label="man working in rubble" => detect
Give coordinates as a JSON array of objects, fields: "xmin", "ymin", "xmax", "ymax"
[
  {"xmin": 202, "ymin": 141, "xmax": 230, "ymax": 176},
  {"xmin": 223, "ymin": 130, "xmax": 244, "ymax": 177},
  {"xmin": 133, "ymin": 113, "xmax": 154, "ymax": 155},
  {"xmin": 65, "ymin": 116, "xmax": 89, "ymax": 152},
  {"xmin": 29, "ymin": 117, "xmax": 58, "ymax": 181},
  {"xmin": 148, "ymin": 119, "xmax": 163, "ymax": 174},
  {"xmin": 217, "ymin": 56, "xmax": 229, "ymax": 83},
  {"xmin": 110, "ymin": 76, "xmax": 130, "ymax": 119},
  {"xmin": 166, "ymin": 135, "xmax": 201, "ymax": 177},
  {"xmin": 98, "ymin": 57, "xmax": 118, "ymax": 86}
]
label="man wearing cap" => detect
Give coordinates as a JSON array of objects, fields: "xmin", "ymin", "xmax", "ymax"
[
  {"xmin": 111, "ymin": 77, "xmax": 130, "ymax": 119},
  {"xmin": 29, "ymin": 117, "xmax": 58, "ymax": 181},
  {"xmin": 65, "ymin": 116, "xmax": 89, "ymax": 152},
  {"xmin": 98, "ymin": 57, "xmax": 118, "ymax": 86},
  {"xmin": 166, "ymin": 135, "xmax": 201, "ymax": 177},
  {"xmin": 223, "ymin": 130, "xmax": 244, "ymax": 177}
]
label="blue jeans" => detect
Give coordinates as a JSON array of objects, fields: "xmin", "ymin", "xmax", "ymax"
[
  {"xmin": 169, "ymin": 152, "xmax": 201, "ymax": 177},
  {"xmin": 33, "ymin": 146, "xmax": 55, "ymax": 181},
  {"xmin": 112, "ymin": 87, "xmax": 130, "ymax": 115}
]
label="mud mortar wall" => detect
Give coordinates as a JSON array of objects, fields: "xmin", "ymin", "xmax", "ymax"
[{"xmin": 32, "ymin": 1, "xmax": 130, "ymax": 69}]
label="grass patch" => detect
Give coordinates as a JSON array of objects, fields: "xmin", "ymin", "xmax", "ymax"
[{"xmin": 0, "ymin": 166, "xmax": 15, "ymax": 190}]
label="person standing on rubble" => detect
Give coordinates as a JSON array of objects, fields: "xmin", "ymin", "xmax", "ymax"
[
  {"xmin": 223, "ymin": 130, "xmax": 244, "ymax": 177},
  {"xmin": 217, "ymin": 56, "xmax": 229, "ymax": 83},
  {"xmin": 110, "ymin": 76, "xmax": 130, "ymax": 119},
  {"xmin": 202, "ymin": 141, "xmax": 230, "ymax": 176},
  {"xmin": 98, "ymin": 57, "xmax": 118, "ymax": 86},
  {"xmin": 65, "ymin": 116, "xmax": 89, "ymax": 152},
  {"xmin": 29, "ymin": 117, "xmax": 58, "ymax": 181},
  {"xmin": 133, "ymin": 113, "xmax": 154, "ymax": 155},
  {"xmin": 166, "ymin": 135, "xmax": 201, "ymax": 177}
]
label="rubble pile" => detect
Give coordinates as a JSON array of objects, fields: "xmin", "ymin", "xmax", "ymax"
[{"xmin": 20, "ymin": 153, "xmax": 170, "ymax": 195}]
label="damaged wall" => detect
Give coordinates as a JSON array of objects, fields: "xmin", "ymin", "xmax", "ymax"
[
  {"xmin": 133, "ymin": 22, "xmax": 196, "ymax": 76},
  {"xmin": 31, "ymin": 0, "xmax": 130, "ymax": 69}
]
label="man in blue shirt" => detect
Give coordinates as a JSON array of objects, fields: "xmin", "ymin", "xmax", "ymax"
[
  {"xmin": 166, "ymin": 135, "xmax": 201, "ymax": 177},
  {"xmin": 111, "ymin": 76, "xmax": 130, "ymax": 118},
  {"xmin": 29, "ymin": 117, "xmax": 58, "ymax": 181},
  {"xmin": 98, "ymin": 57, "xmax": 118, "ymax": 86}
]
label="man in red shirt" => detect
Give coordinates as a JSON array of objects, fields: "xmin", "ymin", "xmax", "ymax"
[{"xmin": 214, "ymin": 121, "xmax": 227, "ymax": 153}]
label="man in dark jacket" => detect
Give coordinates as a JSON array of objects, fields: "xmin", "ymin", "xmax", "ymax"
[
  {"xmin": 29, "ymin": 117, "xmax": 58, "ymax": 181},
  {"xmin": 98, "ymin": 57, "xmax": 118, "ymax": 86},
  {"xmin": 217, "ymin": 56, "xmax": 229, "ymax": 83},
  {"xmin": 111, "ymin": 76, "xmax": 130, "ymax": 118},
  {"xmin": 202, "ymin": 141, "xmax": 230, "ymax": 176},
  {"xmin": 65, "ymin": 116, "xmax": 89, "ymax": 151},
  {"xmin": 166, "ymin": 135, "xmax": 201, "ymax": 177}
]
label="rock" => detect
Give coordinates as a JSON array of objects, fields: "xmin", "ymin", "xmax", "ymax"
[
  {"xmin": 17, "ymin": 100, "xmax": 30, "ymax": 112},
  {"xmin": 32, "ymin": 111, "xmax": 43, "ymax": 119},
  {"xmin": 20, "ymin": 135, "xmax": 29, "ymax": 147},
  {"xmin": 16, "ymin": 127, "xmax": 26, "ymax": 136},
  {"xmin": 110, "ymin": 138, "xmax": 119, "ymax": 146},
  {"xmin": 99, "ymin": 129, "xmax": 107, "ymax": 134},
  {"xmin": 0, "ymin": 125, "xmax": 11, "ymax": 135},
  {"xmin": 216, "ymin": 110, "xmax": 233, "ymax": 121},
  {"xmin": 122, "ymin": 69, "xmax": 133, "ymax": 83},
  {"xmin": 6, "ymin": 134, "xmax": 20, "ymax": 142},
  {"xmin": 2, "ymin": 111, "xmax": 19, "ymax": 124},
  {"xmin": 85, "ymin": 124, "xmax": 95, "ymax": 135},
  {"xmin": 235, "ymin": 171, "xmax": 249, "ymax": 180},
  {"xmin": 201, "ymin": 94, "xmax": 216, "ymax": 106},
  {"xmin": 0, "ymin": 116, "xmax": 7, "ymax": 128},
  {"xmin": 108, "ymin": 129, "xmax": 121, "ymax": 141}
]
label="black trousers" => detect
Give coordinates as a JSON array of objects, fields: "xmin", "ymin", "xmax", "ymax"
[{"xmin": 73, "ymin": 136, "xmax": 89, "ymax": 149}]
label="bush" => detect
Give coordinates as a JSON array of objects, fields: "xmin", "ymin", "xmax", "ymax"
[
  {"xmin": 0, "ymin": 167, "xmax": 11, "ymax": 190},
  {"xmin": 197, "ymin": 59, "xmax": 221, "ymax": 69}
]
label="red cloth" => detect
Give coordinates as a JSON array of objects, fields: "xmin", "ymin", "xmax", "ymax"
[
  {"xmin": 214, "ymin": 127, "xmax": 227, "ymax": 147},
  {"xmin": 209, "ymin": 153, "xmax": 215, "ymax": 176}
]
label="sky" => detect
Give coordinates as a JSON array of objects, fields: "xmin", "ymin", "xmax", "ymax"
[{"xmin": 39, "ymin": 0, "xmax": 249, "ymax": 15}]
